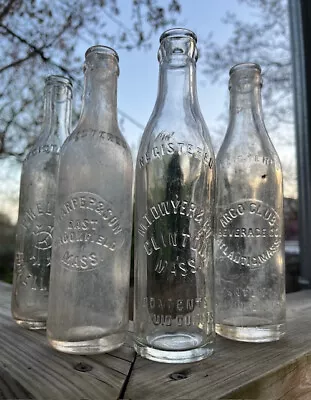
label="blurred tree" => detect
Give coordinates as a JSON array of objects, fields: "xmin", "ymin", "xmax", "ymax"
[
  {"xmin": 0, "ymin": 0, "xmax": 181, "ymax": 157},
  {"xmin": 202, "ymin": 0, "xmax": 292, "ymax": 132}
]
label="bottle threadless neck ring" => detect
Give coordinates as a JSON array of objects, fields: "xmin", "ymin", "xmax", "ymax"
[
  {"xmin": 229, "ymin": 63, "xmax": 261, "ymax": 76},
  {"xmin": 85, "ymin": 45, "xmax": 119, "ymax": 62},
  {"xmin": 160, "ymin": 28, "xmax": 197, "ymax": 44},
  {"xmin": 45, "ymin": 75, "xmax": 72, "ymax": 87},
  {"xmin": 229, "ymin": 62, "xmax": 262, "ymax": 90}
]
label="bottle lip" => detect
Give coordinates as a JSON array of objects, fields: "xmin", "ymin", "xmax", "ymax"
[
  {"xmin": 160, "ymin": 28, "xmax": 197, "ymax": 43},
  {"xmin": 85, "ymin": 45, "xmax": 119, "ymax": 62},
  {"xmin": 229, "ymin": 62, "xmax": 261, "ymax": 76},
  {"xmin": 45, "ymin": 75, "xmax": 72, "ymax": 87}
]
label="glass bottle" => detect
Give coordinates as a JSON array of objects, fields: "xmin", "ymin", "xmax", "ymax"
[
  {"xmin": 11, "ymin": 75, "xmax": 72, "ymax": 329},
  {"xmin": 47, "ymin": 46, "xmax": 133, "ymax": 354},
  {"xmin": 134, "ymin": 28, "xmax": 216, "ymax": 363},
  {"xmin": 215, "ymin": 63, "xmax": 286, "ymax": 342}
]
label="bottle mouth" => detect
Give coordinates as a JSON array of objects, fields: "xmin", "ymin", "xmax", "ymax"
[
  {"xmin": 229, "ymin": 63, "xmax": 262, "ymax": 91},
  {"xmin": 158, "ymin": 28, "xmax": 198, "ymax": 64},
  {"xmin": 85, "ymin": 45, "xmax": 119, "ymax": 62},
  {"xmin": 229, "ymin": 63, "xmax": 261, "ymax": 76},
  {"xmin": 160, "ymin": 28, "xmax": 197, "ymax": 44},
  {"xmin": 45, "ymin": 75, "xmax": 72, "ymax": 87}
]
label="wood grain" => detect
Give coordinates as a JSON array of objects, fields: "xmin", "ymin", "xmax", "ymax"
[
  {"xmin": 228, "ymin": 354, "xmax": 311, "ymax": 400},
  {"xmin": 2, "ymin": 280, "xmax": 311, "ymax": 400},
  {"xmin": 0, "ymin": 281, "xmax": 135, "ymax": 400},
  {"xmin": 125, "ymin": 290, "xmax": 311, "ymax": 400}
]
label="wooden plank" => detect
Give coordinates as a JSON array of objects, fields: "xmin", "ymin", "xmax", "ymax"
[
  {"xmin": 124, "ymin": 290, "xmax": 311, "ymax": 400},
  {"xmin": 3, "ymin": 280, "xmax": 311, "ymax": 400},
  {"xmin": 228, "ymin": 354, "xmax": 311, "ymax": 400},
  {"xmin": 0, "ymin": 366, "xmax": 33, "ymax": 400},
  {"xmin": 0, "ymin": 281, "xmax": 12, "ymax": 309},
  {"xmin": 0, "ymin": 282, "xmax": 135, "ymax": 400}
]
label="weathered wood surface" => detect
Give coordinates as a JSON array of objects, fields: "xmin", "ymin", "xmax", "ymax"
[
  {"xmin": 125, "ymin": 290, "xmax": 311, "ymax": 400},
  {"xmin": 0, "ymin": 281, "xmax": 135, "ymax": 400},
  {"xmin": 2, "ymin": 281, "xmax": 311, "ymax": 400}
]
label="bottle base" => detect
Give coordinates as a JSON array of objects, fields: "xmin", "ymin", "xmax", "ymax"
[
  {"xmin": 47, "ymin": 331, "xmax": 125, "ymax": 354},
  {"xmin": 215, "ymin": 322, "xmax": 285, "ymax": 343},
  {"xmin": 14, "ymin": 318, "xmax": 46, "ymax": 330},
  {"xmin": 134, "ymin": 332, "xmax": 214, "ymax": 363}
]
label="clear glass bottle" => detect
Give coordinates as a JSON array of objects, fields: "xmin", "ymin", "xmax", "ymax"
[
  {"xmin": 215, "ymin": 63, "xmax": 286, "ymax": 342},
  {"xmin": 47, "ymin": 46, "xmax": 133, "ymax": 354},
  {"xmin": 11, "ymin": 75, "xmax": 72, "ymax": 329},
  {"xmin": 134, "ymin": 28, "xmax": 215, "ymax": 363}
]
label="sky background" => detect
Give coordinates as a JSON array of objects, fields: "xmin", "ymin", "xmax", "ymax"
[
  {"xmin": 116, "ymin": 0, "xmax": 249, "ymax": 150},
  {"xmin": 0, "ymin": 0, "xmax": 297, "ymax": 225},
  {"xmin": 115, "ymin": 0, "xmax": 296, "ymax": 200}
]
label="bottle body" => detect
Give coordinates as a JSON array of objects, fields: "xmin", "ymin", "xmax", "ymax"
[
  {"xmin": 12, "ymin": 151, "xmax": 59, "ymax": 328},
  {"xmin": 134, "ymin": 29, "xmax": 215, "ymax": 363},
  {"xmin": 215, "ymin": 63, "xmax": 286, "ymax": 342},
  {"xmin": 47, "ymin": 46, "xmax": 133, "ymax": 354},
  {"xmin": 11, "ymin": 76, "xmax": 72, "ymax": 329}
]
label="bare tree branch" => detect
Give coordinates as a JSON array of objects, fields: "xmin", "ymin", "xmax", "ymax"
[
  {"xmin": 202, "ymin": 0, "xmax": 292, "ymax": 130},
  {"xmin": 0, "ymin": 50, "xmax": 38, "ymax": 73},
  {"xmin": 0, "ymin": 0, "xmax": 182, "ymax": 158},
  {"xmin": 0, "ymin": 0, "xmax": 19, "ymax": 21}
]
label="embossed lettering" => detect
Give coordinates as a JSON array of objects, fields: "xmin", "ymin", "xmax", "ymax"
[
  {"xmin": 158, "ymin": 130, "xmax": 175, "ymax": 141},
  {"xmin": 25, "ymin": 144, "xmax": 60, "ymax": 161},
  {"xmin": 171, "ymin": 199, "xmax": 180, "ymax": 214},
  {"xmin": 21, "ymin": 202, "xmax": 54, "ymax": 229},
  {"xmin": 149, "ymin": 312, "xmax": 213, "ymax": 327},
  {"xmin": 138, "ymin": 140, "xmax": 214, "ymax": 168},
  {"xmin": 217, "ymin": 199, "xmax": 282, "ymax": 267},
  {"xmin": 153, "ymin": 256, "xmax": 204, "ymax": 276},
  {"xmin": 220, "ymin": 154, "xmax": 274, "ymax": 167},
  {"xmin": 61, "ymin": 251, "xmax": 98, "ymax": 271},
  {"xmin": 217, "ymin": 237, "xmax": 281, "ymax": 267},
  {"xmin": 55, "ymin": 193, "xmax": 124, "ymax": 273},
  {"xmin": 150, "ymin": 206, "xmax": 160, "ymax": 220},
  {"xmin": 138, "ymin": 199, "xmax": 209, "ymax": 237},
  {"xmin": 57, "ymin": 193, "xmax": 124, "ymax": 237},
  {"xmin": 72, "ymin": 130, "xmax": 127, "ymax": 149},
  {"xmin": 138, "ymin": 223, "xmax": 147, "ymax": 237}
]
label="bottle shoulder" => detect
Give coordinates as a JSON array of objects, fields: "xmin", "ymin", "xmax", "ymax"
[
  {"xmin": 19, "ymin": 156, "xmax": 59, "ymax": 207},
  {"xmin": 138, "ymin": 115, "xmax": 214, "ymax": 155},
  {"xmin": 22, "ymin": 147, "xmax": 60, "ymax": 171},
  {"xmin": 220, "ymin": 117, "xmax": 279, "ymax": 150},
  {"xmin": 217, "ymin": 128, "xmax": 282, "ymax": 169},
  {"xmin": 62, "ymin": 126, "xmax": 132, "ymax": 161},
  {"xmin": 216, "ymin": 125, "xmax": 283, "ymax": 203},
  {"xmin": 33, "ymin": 128, "xmax": 69, "ymax": 147}
]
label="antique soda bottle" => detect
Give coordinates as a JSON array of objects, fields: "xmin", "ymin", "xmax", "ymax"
[
  {"xmin": 11, "ymin": 75, "xmax": 72, "ymax": 329},
  {"xmin": 47, "ymin": 46, "xmax": 133, "ymax": 354},
  {"xmin": 215, "ymin": 63, "xmax": 286, "ymax": 342},
  {"xmin": 134, "ymin": 28, "xmax": 216, "ymax": 363}
]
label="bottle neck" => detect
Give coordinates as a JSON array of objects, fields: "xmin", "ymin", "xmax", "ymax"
[
  {"xmin": 42, "ymin": 83, "xmax": 72, "ymax": 142},
  {"xmin": 155, "ymin": 60, "xmax": 198, "ymax": 113},
  {"xmin": 228, "ymin": 74, "xmax": 266, "ymax": 134},
  {"xmin": 78, "ymin": 64, "xmax": 118, "ymax": 132}
]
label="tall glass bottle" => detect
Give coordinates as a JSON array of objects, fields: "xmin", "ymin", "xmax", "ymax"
[
  {"xmin": 11, "ymin": 75, "xmax": 72, "ymax": 329},
  {"xmin": 134, "ymin": 28, "xmax": 215, "ymax": 363},
  {"xmin": 215, "ymin": 63, "xmax": 286, "ymax": 342},
  {"xmin": 47, "ymin": 46, "xmax": 133, "ymax": 354}
]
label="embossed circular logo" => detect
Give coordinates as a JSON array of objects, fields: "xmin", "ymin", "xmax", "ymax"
[
  {"xmin": 15, "ymin": 200, "xmax": 55, "ymax": 290},
  {"xmin": 54, "ymin": 192, "xmax": 125, "ymax": 271},
  {"xmin": 216, "ymin": 199, "xmax": 282, "ymax": 267},
  {"xmin": 33, "ymin": 224, "xmax": 53, "ymax": 250}
]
